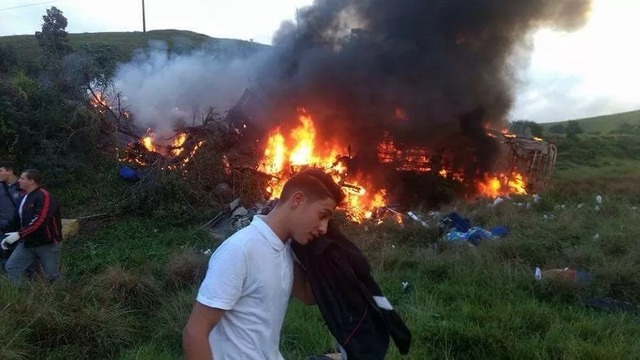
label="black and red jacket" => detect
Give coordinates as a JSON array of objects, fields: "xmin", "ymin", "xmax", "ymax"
[
  {"xmin": 292, "ymin": 221, "xmax": 412, "ymax": 359},
  {"xmin": 18, "ymin": 187, "xmax": 62, "ymax": 248}
]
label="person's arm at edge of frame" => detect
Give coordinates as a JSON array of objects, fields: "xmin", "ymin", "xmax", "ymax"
[
  {"xmin": 183, "ymin": 302, "xmax": 225, "ymax": 360},
  {"xmin": 292, "ymin": 261, "xmax": 315, "ymax": 305}
]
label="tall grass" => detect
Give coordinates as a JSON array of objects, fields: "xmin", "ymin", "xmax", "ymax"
[{"xmin": 2, "ymin": 156, "xmax": 640, "ymax": 359}]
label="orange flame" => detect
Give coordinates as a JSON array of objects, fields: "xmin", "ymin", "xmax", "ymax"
[
  {"xmin": 477, "ymin": 172, "xmax": 527, "ymax": 198},
  {"xmin": 89, "ymin": 91, "xmax": 108, "ymax": 108},
  {"xmin": 142, "ymin": 129, "xmax": 156, "ymax": 152},
  {"xmin": 171, "ymin": 133, "xmax": 188, "ymax": 156},
  {"xmin": 259, "ymin": 109, "xmax": 386, "ymax": 222}
]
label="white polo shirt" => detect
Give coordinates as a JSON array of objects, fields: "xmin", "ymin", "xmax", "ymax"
[{"xmin": 196, "ymin": 215, "xmax": 294, "ymax": 360}]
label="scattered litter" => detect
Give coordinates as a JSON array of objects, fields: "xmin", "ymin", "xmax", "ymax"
[
  {"xmin": 592, "ymin": 233, "xmax": 600, "ymax": 241},
  {"xmin": 407, "ymin": 211, "xmax": 429, "ymax": 228},
  {"xmin": 232, "ymin": 206, "xmax": 248, "ymax": 217},
  {"xmin": 554, "ymin": 204, "xmax": 566, "ymax": 210},
  {"xmin": 577, "ymin": 203, "xmax": 584, "ymax": 209},
  {"xmin": 203, "ymin": 249, "xmax": 212, "ymax": 256},
  {"xmin": 118, "ymin": 165, "xmax": 142, "ymax": 182},
  {"xmin": 401, "ymin": 281, "xmax": 410, "ymax": 292},
  {"xmin": 543, "ymin": 214, "xmax": 555, "ymax": 220},
  {"xmin": 596, "ymin": 195, "xmax": 603, "ymax": 204},
  {"xmin": 445, "ymin": 226, "xmax": 508, "ymax": 245},
  {"xmin": 533, "ymin": 194, "xmax": 541, "ymax": 203},
  {"xmin": 438, "ymin": 212, "xmax": 470, "ymax": 235},
  {"xmin": 491, "ymin": 197, "xmax": 504, "ymax": 207},
  {"xmin": 439, "ymin": 212, "xmax": 508, "ymax": 246},
  {"xmin": 595, "ymin": 205, "xmax": 600, "ymax": 212},
  {"xmin": 534, "ymin": 267, "xmax": 592, "ymax": 287}
]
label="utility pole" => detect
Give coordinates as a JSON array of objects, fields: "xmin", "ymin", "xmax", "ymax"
[{"xmin": 142, "ymin": 0, "xmax": 146, "ymax": 33}]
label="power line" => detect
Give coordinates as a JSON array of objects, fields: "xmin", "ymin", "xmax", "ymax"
[{"xmin": 0, "ymin": 0, "xmax": 60, "ymax": 12}]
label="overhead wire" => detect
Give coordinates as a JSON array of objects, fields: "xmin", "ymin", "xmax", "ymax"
[{"xmin": 0, "ymin": 0, "xmax": 61, "ymax": 12}]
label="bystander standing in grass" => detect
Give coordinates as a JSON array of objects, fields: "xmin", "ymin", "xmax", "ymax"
[
  {"xmin": 0, "ymin": 161, "xmax": 23, "ymax": 271},
  {"xmin": 2, "ymin": 169, "xmax": 63, "ymax": 284},
  {"xmin": 183, "ymin": 169, "xmax": 345, "ymax": 360}
]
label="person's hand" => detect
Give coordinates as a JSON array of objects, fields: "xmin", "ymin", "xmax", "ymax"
[{"xmin": 1, "ymin": 232, "xmax": 20, "ymax": 250}]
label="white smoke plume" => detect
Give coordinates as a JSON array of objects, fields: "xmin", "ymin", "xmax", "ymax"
[{"xmin": 112, "ymin": 41, "xmax": 269, "ymax": 132}]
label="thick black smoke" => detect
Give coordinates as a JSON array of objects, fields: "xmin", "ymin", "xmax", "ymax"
[{"xmin": 254, "ymin": 0, "xmax": 591, "ymax": 177}]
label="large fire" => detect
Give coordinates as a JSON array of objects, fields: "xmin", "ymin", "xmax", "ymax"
[
  {"xmin": 258, "ymin": 109, "xmax": 387, "ymax": 222},
  {"xmin": 90, "ymin": 88, "xmax": 545, "ymax": 223},
  {"xmin": 257, "ymin": 109, "xmax": 530, "ymax": 222}
]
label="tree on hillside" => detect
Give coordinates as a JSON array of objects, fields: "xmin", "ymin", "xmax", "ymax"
[
  {"xmin": 35, "ymin": 7, "xmax": 80, "ymax": 98},
  {"xmin": 35, "ymin": 6, "xmax": 72, "ymax": 61},
  {"xmin": 71, "ymin": 43, "xmax": 123, "ymax": 89},
  {"xmin": 509, "ymin": 120, "xmax": 544, "ymax": 138},
  {"xmin": 565, "ymin": 120, "xmax": 583, "ymax": 138}
]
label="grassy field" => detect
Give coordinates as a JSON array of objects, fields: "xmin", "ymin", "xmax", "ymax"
[
  {"xmin": 2, "ymin": 135, "xmax": 640, "ymax": 359},
  {"xmin": 542, "ymin": 109, "xmax": 640, "ymax": 134},
  {"xmin": 0, "ymin": 29, "xmax": 267, "ymax": 67}
]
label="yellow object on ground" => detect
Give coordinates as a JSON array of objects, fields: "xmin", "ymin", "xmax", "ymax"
[{"xmin": 61, "ymin": 219, "xmax": 80, "ymax": 240}]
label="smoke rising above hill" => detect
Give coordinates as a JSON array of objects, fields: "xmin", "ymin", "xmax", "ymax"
[
  {"xmin": 254, "ymin": 0, "xmax": 592, "ymax": 164},
  {"xmin": 112, "ymin": 42, "xmax": 268, "ymax": 130}
]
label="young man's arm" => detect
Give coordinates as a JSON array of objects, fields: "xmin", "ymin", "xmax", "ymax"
[
  {"xmin": 292, "ymin": 262, "xmax": 315, "ymax": 305},
  {"xmin": 183, "ymin": 241, "xmax": 247, "ymax": 359},
  {"xmin": 183, "ymin": 303, "xmax": 225, "ymax": 360}
]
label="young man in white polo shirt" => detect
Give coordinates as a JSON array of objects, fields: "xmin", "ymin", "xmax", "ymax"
[{"xmin": 183, "ymin": 169, "xmax": 345, "ymax": 359}]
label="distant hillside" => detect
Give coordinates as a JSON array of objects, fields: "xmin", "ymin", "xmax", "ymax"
[
  {"xmin": 542, "ymin": 109, "xmax": 640, "ymax": 134},
  {"xmin": 0, "ymin": 29, "xmax": 268, "ymax": 66}
]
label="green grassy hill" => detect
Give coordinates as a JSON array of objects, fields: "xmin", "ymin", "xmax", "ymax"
[
  {"xmin": 0, "ymin": 29, "xmax": 268, "ymax": 66},
  {"xmin": 542, "ymin": 109, "xmax": 640, "ymax": 134}
]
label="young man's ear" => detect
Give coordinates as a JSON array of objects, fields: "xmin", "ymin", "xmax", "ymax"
[{"xmin": 291, "ymin": 191, "xmax": 305, "ymax": 209}]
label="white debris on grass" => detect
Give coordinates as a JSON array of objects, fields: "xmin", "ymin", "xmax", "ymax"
[
  {"xmin": 534, "ymin": 267, "xmax": 542, "ymax": 280},
  {"xmin": 407, "ymin": 211, "xmax": 429, "ymax": 228}
]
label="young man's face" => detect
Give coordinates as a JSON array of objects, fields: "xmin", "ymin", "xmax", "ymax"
[
  {"xmin": 0, "ymin": 167, "xmax": 12, "ymax": 183},
  {"xmin": 288, "ymin": 193, "xmax": 337, "ymax": 245}
]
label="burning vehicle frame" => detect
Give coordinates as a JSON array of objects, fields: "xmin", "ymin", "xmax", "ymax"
[{"xmin": 88, "ymin": 86, "xmax": 557, "ymax": 224}]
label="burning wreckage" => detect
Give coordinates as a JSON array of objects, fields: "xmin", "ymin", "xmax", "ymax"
[
  {"xmin": 85, "ymin": 0, "xmax": 594, "ymax": 231},
  {"xmin": 88, "ymin": 88, "xmax": 557, "ymax": 226}
]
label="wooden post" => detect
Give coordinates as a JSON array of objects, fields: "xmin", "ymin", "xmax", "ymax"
[{"xmin": 142, "ymin": 0, "xmax": 146, "ymax": 33}]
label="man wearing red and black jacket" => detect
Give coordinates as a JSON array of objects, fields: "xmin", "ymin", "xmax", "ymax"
[{"xmin": 2, "ymin": 169, "xmax": 62, "ymax": 284}]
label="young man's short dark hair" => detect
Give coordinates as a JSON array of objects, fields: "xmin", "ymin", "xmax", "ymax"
[{"xmin": 279, "ymin": 168, "xmax": 345, "ymax": 206}]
